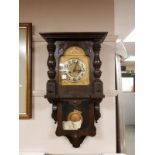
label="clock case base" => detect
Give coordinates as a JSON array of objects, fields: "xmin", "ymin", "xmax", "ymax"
[{"xmin": 40, "ymin": 32, "xmax": 108, "ymax": 148}]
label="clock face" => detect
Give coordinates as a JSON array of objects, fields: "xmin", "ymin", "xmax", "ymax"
[
  {"xmin": 63, "ymin": 58, "xmax": 86, "ymax": 82},
  {"xmin": 59, "ymin": 46, "xmax": 90, "ymax": 85}
]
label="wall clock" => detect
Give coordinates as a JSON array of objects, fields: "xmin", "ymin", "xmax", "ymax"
[{"xmin": 40, "ymin": 32, "xmax": 108, "ymax": 148}]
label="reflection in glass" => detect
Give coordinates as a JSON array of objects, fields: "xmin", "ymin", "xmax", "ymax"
[{"xmin": 19, "ymin": 28, "xmax": 27, "ymax": 114}]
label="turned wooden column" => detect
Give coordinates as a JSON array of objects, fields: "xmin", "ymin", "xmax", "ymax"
[
  {"xmin": 93, "ymin": 41, "xmax": 104, "ymax": 122},
  {"xmin": 46, "ymin": 42, "xmax": 57, "ymax": 122},
  {"xmin": 47, "ymin": 42, "xmax": 56, "ymax": 80},
  {"xmin": 93, "ymin": 42, "xmax": 102, "ymax": 80}
]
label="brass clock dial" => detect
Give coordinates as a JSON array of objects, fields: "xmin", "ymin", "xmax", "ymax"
[
  {"xmin": 62, "ymin": 58, "xmax": 86, "ymax": 82},
  {"xmin": 59, "ymin": 46, "xmax": 90, "ymax": 85}
]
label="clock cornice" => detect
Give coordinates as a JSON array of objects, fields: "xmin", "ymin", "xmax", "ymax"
[{"xmin": 40, "ymin": 32, "xmax": 108, "ymax": 43}]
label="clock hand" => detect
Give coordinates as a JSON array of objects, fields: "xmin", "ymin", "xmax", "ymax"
[
  {"xmin": 73, "ymin": 61, "xmax": 78, "ymax": 72},
  {"xmin": 77, "ymin": 69, "xmax": 81, "ymax": 73}
]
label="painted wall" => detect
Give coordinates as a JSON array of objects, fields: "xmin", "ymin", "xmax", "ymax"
[
  {"xmin": 114, "ymin": 0, "xmax": 135, "ymax": 40},
  {"xmin": 19, "ymin": 0, "xmax": 117, "ymax": 154},
  {"xmin": 19, "ymin": 0, "xmax": 114, "ymax": 35}
]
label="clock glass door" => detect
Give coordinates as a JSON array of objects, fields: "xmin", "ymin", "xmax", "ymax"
[{"xmin": 59, "ymin": 46, "xmax": 90, "ymax": 85}]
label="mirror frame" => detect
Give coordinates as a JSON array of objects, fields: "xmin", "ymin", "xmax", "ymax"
[{"xmin": 19, "ymin": 23, "xmax": 32, "ymax": 119}]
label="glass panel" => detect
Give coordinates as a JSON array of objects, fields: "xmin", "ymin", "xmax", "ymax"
[{"xmin": 19, "ymin": 28, "xmax": 27, "ymax": 114}]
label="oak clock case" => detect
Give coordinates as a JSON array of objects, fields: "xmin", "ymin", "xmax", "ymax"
[{"xmin": 40, "ymin": 32, "xmax": 108, "ymax": 148}]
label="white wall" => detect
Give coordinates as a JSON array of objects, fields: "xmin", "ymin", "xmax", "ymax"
[
  {"xmin": 19, "ymin": 0, "xmax": 117, "ymax": 154},
  {"xmin": 20, "ymin": 0, "xmax": 114, "ymax": 35},
  {"xmin": 114, "ymin": 0, "xmax": 135, "ymax": 40},
  {"xmin": 114, "ymin": 0, "xmax": 135, "ymax": 57}
]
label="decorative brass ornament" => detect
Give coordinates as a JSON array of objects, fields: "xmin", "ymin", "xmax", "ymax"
[
  {"xmin": 67, "ymin": 110, "xmax": 83, "ymax": 123},
  {"xmin": 63, "ymin": 46, "xmax": 86, "ymax": 56}
]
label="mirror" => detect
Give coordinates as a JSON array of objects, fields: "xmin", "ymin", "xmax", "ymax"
[{"xmin": 19, "ymin": 23, "xmax": 32, "ymax": 119}]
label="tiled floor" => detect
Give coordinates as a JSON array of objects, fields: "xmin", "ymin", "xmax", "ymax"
[{"xmin": 125, "ymin": 125, "xmax": 135, "ymax": 155}]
